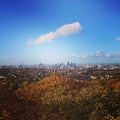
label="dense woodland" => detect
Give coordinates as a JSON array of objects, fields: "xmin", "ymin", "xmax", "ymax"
[{"xmin": 0, "ymin": 69, "xmax": 120, "ymax": 120}]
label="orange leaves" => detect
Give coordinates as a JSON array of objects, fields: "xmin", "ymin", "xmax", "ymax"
[
  {"xmin": 1, "ymin": 73, "xmax": 120, "ymax": 119},
  {"xmin": 0, "ymin": 109, "xmax": 11, "ymax": 120}
]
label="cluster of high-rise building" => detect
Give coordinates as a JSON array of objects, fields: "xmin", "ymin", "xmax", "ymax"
[{"xmin": 0, "ymin": 62, "xmax": 120, "ymax": 70}]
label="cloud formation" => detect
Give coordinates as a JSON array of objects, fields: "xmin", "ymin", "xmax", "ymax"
[
  {"xmin": 116, "ymin": 37, "xmax": 120, "ymax": 41},
  {"xmin": 81, "ymin": 51, "xmax": 120, "ymax": 59},
  {"xmin": 70, "ymin": 51, "xmax": 120, "ymax": 60},
  {"xmin": 81, "ymin": 51, "xmax": 105, "ymax": 59},
  {"xmin": 27, "ymin": 22, "xmax": 82, "ymax": 45}
]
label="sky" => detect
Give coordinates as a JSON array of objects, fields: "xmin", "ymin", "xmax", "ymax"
[{"xmin": 0, "ymin": 0, "xmax": 120, "ymax": 65}]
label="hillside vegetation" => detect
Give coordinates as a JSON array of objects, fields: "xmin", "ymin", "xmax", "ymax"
[{"xmin": 0, "ymin": 74, "xmax": 120, "ymax": 120}]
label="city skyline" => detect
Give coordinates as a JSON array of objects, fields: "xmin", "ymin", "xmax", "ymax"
[{"xmin": 0, "ymin": 0, "xmax": 120, "ymax": 65}]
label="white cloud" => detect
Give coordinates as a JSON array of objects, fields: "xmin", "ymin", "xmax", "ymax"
[
  {"xmin": 116, "ymin": 37, "xmax": 120, "ymax": 41},
  {"xmin": 82, "ymin": 54, "xmax": 88, "ymax": 58},
  {"xmin": 105, "ymin": 54, "xmax": 111, "ymax": 58},
  {"xmin": 95, "ymin": 51, "xmax": 104, "ymax": 57},
  {"xmin": 80, "ymin": 51, "xmax": 105, "ymax": 59},
  {"xmin": 27, "ymin": 22, "xmax": 82, "ymax": 45},
  {"xmin": 69, "ymin": 51, "xmax": 120, "ymax": 60},
  {"xmin": 55, "ymin": 22, "xmax": 81, "ymax": 36}
]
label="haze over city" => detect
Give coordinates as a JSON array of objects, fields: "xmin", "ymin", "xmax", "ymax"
[{"xmin": 0, "ymin": 0, "xmax": 120, "ymax": 65}]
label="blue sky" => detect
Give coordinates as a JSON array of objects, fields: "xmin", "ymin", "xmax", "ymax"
[{"xmin": 0, "ymin": 0, "xmax": 120, "ymax": 65}]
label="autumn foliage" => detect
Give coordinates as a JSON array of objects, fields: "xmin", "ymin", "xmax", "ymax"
[{"xmin": 0, "ymin": 73, "xmax": 120, "ymax": 120}]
